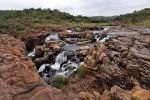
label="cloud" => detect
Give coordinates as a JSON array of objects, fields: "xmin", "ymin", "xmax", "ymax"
[{"xmin": 0, "ymin": 0, "xmax": 149, "ymax": 16}]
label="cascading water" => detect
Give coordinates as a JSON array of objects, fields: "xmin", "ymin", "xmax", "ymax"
[
  {"xmin": 51, "ymin": 51, "xmax": 67, "ymax": 70},
  {"xmin": 56, "ymin": 60, "xmax": 79, "ymax": 76},
  {"xmin": 27, "ymin": 27, "xmax": 113, "ymax": 85},
  {"xmin": 33, "ymin": 33, "xmax": 83, "ymax": 79},
  {"xmin": 45, "ymin": 33, "xmax": 59, "ymax": 43},
  {"xmin": 91, "ymin": 26, "xmax": 112, "ymax": 42},
  {"xmin": 27, "ymin": 48, "xmax": 35, "ymax": 57},
  {"xmin": 95, "ymin": 34, "xmax": 111, "ymax": 42}
]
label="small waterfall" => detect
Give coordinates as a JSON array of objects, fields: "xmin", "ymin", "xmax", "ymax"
[
  {"xmin": 27, "ymin": 48, "xmax": 35, "ymax": 57},
  {"xmin": 55, "ymin": 51, "xmax": 67, "ymax": 64},
  {"xmin": 45, "ymin": 33, "xmax": 59, "ymax": 43},
  {"xmin": 38, "ymin": 64, "xmax": 50, "ymax": 73},
  {"xmin": 100, "ymin": 35, "xmax": 111, "ymax": 42},
  {"xmin": 56, "ymin": 60, "xmax": 78, "ymax": 76},
  {"xmin": 66, "ymin": 30, "xmax": 72, "ymax": 33},
  {"xmin": 95, "ymin": 34, "xmax": 110, "ymax": 42},
  {"xmin": 104, "ymin": 27, "xmax": 110, "ymax": 31},
  {"xmin": 51, "ymin": 51, "xmax": 67, "ymax": 70},
  {"xmin": 95, "ymin": 35, "xmax": 100, "ymax": 41}
]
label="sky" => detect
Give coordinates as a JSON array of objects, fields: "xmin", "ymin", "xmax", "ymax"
[{"xmin": 0, "ymin": 0, "xmax": 150, "ymax": 16}]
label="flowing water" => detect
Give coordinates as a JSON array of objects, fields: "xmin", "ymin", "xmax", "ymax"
[
  {"xmin": 27, "ymin": 33, "xmax": 83, "ymax": 79},
  {"xmin": 51, "ymin": 51, "xmax": 67, "ymax": 70},
  {"xmin": 27, "ymin": 26, "xmax": 120, "ymax": 84},
  {"xmin": 45, "ymin": 33, "xmax": 59, "ymax": 43}
]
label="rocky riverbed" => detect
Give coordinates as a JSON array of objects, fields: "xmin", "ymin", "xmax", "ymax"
[{"xmin": 0, "ymin": 26, "xmax": 150, "ymax": 100}]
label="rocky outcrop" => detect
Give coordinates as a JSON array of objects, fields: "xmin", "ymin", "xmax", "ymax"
[
  {"xmin": 33, "ymin": 40, "xmax": 65, "ymax": 69},
  {"xmin": 81, "ymin": 33, "xmax": 150, "ymax": 99},
  {"xmin": 58, "ymin": 32, "xmax": 94, "ymax": 44},
  {"xmin": 105, "ymin": 35, "xmax": 150, "ymax": 89},
  {"xmin": 1, "ymin": 27, "xmax": 150, "ymax": 100},
  {"xmin": 21, "ymin": 32, "xmax": 50, "ymax": 51},
  {"xmin": 0, "ymin": 34, "xmax": 78, "ymax": 100},
  {"xmin": 78, "ymin": 84, "xmax": 150, "ymax": 100}
]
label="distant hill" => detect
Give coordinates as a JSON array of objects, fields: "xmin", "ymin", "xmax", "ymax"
[
  {"xmin": 113, "ymin": 8, "xmax": 150, "ymax": 25},
  {"xmin": 90, "ymin": 8, "xmax": 150, "ymax": 26},
  {"xmin": 0, "ymin": 8, "xmax": 105, "ymax": 36},
  {"xmin": 0, "ymin": 8, "xmax": 91, "ymax": 23},
  {"xmin": 0, "ymin": 8, "xmax": 149, "ymax": 36}
]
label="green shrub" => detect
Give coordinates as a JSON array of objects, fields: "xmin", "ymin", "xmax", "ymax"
[
  {"xmin": 52, "ymin": 76, "xmax": 69, "ymax": 89},
  {"xmin": 15, "ymin": 26, "xmax": 25, "ymax": 31},
  {"xmin": 0, "ymin": 24, "xmax": 8, "ymax": 29},
  {"xmin": 76, "ymin": 67, "xmax": 87, "ymax": 78},
  {"xmin": 135, "ymin": 96, "xmax": 141, "ymax": 100}
]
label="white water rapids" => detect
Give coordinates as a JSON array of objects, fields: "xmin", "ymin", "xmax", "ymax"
[{"xmin": 51, "ymin": 51, "xmax": 67, "ymax": 70}]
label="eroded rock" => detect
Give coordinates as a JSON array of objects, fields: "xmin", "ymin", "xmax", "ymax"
[{"xmin": 0, "ymin": 34, "xmax": 78, "ymax": 100}]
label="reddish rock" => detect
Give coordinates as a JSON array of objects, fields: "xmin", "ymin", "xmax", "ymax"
[
  {"xmin": 132, "ymin": 90, "xmax": 150, "ymax": 100},
  {"xmin": 110, "ymin": 85, "xmax": 131, "ymax": 100},
  {"xmin": 79, "ymin": 91, "xmax": 101, "ymax": 100},
  {"xmin": 0, "ymin": 34, "xmax": 78, "ymax": 100}
]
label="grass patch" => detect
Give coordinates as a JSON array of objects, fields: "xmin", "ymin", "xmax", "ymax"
[
  {"xmin": 0, "ymin": 23, "xmax": 8, "ymax": 29},
  {"xmin": 52, "ymin": 76, "xmax": 69, "ymax": 89},
  {"xmin": 135, "ymin": 19, "xmax": 150, "ymax": 26},
  {"xmin": 134, "ymin": 96, "xmax": 141, "ymax": 100},
  {"xmin": 77, "ymin": 67, "xmax": 87, "ymax": 78},
  {"xmin": 15, "ymin": 26, "xmax": 25, "ymax": 31}
]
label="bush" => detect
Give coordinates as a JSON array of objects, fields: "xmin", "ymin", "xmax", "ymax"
[
  {"xmin": 134, "ymin": 96, "xmax": 141, "ymax": 100},
  {"xmin": 0, "ymin": 24, "xmax": 8, "ymax": 29},
  {"xmin": 52, "ymin": 76, "xmax": 69, "ymax": 89},
  {"xmin": 76, "ymin": 67, "xmax": 87, "ymax": 78},
  {"xmin": 15, "ymin": 26, "xmax": 25, "ymax": 31}
]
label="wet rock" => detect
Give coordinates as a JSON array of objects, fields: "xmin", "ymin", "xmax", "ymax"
[
  {"xmin": 34, "ymin": 52, "xmax": 56, "ymax": 69},
  {"xmin": 35, "ymin": 46, "xmax": 45, "ymax": 58},
  {"xmin": 45, "ymin": 41, "xmax": 63, "ymax": 52},
  {"xmin": 63, "ymin": 44, "xmax": 80, "ymax": 52}
]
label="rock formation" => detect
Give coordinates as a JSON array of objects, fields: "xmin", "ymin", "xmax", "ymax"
[
  {"xmin": 0, "ymin": 26, "xmax": 150, "ymax": 100},
  {"xmin": 80, "ymin": 33, "xmax": 150, "ymax": 100},
  {"xmin": 0, "ymin": 34, "xmax": 78, "ymax": 100}
]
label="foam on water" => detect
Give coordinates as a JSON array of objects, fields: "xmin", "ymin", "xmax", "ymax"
[
  {"xmin": 27, "ymin": 48, "xmax": 35, "ymax": 57},
  {"xmin": 51, "ymin": 51, "xmax": 67, "ymax": 70},
  {"xmin": 45, "ymin": 34, "xmax": 59, "ymax": 43},
  {"xmin": 51, "ymin": 63, "xmax": 61, "ymax": 70},
  {"xmin": 56, "ymin": 61, "xmax": 78, "ymax": 76},
  {"xmin": 38, "ymin": 64, "xmax": 50, "ymax": 73},
  {"xmin": 100, "ymin": 35, "xmax": 111, "ymax": 42}
]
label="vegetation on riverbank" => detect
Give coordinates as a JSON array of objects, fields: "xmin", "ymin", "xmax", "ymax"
[
  {"xmin": 0, "ymin": 8, "xmax": 149, "ymax": 37},
  {"xmin": 52, "ymin": 76, "xmax": 69, "ymax": 89},
  {"xmin": 113, "ymin": 8, "xmax": 150, "ymax": 26},
  {"xmin": 0, "ymin": 8, "xmax": 110, "ymax": 37}
]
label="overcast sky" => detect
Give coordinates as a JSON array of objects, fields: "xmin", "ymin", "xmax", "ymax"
[{"xmin": 0, "ymin": 0, "xmax": 150, "ymax": 16}]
